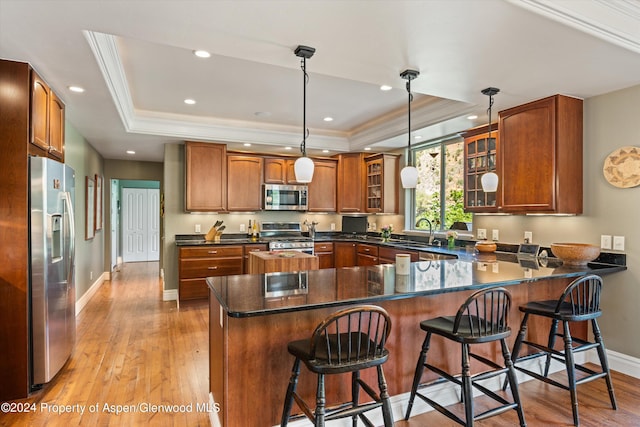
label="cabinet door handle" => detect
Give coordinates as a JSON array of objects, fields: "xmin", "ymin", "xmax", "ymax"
[
  {"xmin": 208, "ymin": 250, "xmax": 218, "ymax": 254},
  {"xmin": 364, "ymin": 248, "xmax": 370, "ymax": 252},
  {"xmin": 208, "ymin": 266, "xmax": 218, "ymax": 270}
]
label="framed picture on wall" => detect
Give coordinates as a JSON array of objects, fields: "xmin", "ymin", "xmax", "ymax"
[
  {"xmin": 95, "ymin": 174, "xmax": 103, "ymax": 231},
  {"xmin": 86, "ymin": 176, "xmax": 95, "ymax": 240}
]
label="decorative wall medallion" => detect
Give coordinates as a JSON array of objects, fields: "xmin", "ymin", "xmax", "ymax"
[{"xmin": 603, "ymin": 146, "xmax": 640, "ymax": 188}]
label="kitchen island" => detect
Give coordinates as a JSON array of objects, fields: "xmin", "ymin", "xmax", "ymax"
[{"xmin": 207, "ymin": 254, "xmax": 625, "ymax": 427}]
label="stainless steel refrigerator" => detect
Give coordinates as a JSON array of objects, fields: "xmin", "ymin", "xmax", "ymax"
[{"xmin": 29, "ymin": 156, "xmax": 76, "ymax": 388}]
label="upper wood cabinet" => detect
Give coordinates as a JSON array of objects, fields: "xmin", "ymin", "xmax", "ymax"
[
  {"xmin": 365, "ymin": 153, "xmax": 399, "ymax": 214},
  {"xmin": 462, "ymin": 124, "xmax": 499, "ymax": 213},
  {"xmin": 30, "ymin": 70, "xmax": 65, "ymax": 161},
  {"xmin": 264, "ymin": 158, "xmax": 300, "ymax": 184},
  {"xmin": 498, "ymin": 94, "xmax": 583, "ymax": 214},
  {"xmin": 185, "ymin": 141, "xmax": 227, "ymax": 212},
  {"xmin": 308, "ymin": 159, "xmax": 337, "ymax": 212},
  {"xmin": 227, "ymin": 154, "xmax": 264, "ymax": 211},
  {"xmin": 336, "ymin": 153, "xmax": 366, "ymax": 213}
]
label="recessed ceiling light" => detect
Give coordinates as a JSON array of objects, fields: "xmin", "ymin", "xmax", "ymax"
[
  {"xmin": 194, "ymin": 50, "xmax": 211, "ymax": 58},
  {"xmin": 243, "ymin": 143, "xmax": 251, "ymax": 147},
  {"xmin": 323, "ymin": 117, "xmax": 333, "ymax": 122},
  {"xmin": 126, "ymin": 150, "xmax": 135, "ymax": 155},
  {"xmin": 285, "ymin": 146, "xmax": 292, "ymax": 150},
  {"xmin": 68, "ymin": 86, "xmax": 85, "ymax": 93},
  {"xmin": 184, "ymin": 99, "xmax": 196, "ymax": 105},
  {"xmin": 467, "ymin": 115, "xmax": 478, "ymax": 120},
  {"xmin": 322, "ymin": 149, "xmax": 329, "ymax": 153},
  {"xmin": 364, "ymin": 147, "xmax": 372, "ymax": 151},
  {"xmin": 380, "ymin": 85, "xmax": 392, "ymax": 91}
]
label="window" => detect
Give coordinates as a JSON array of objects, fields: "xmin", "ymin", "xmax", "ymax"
[{"xmin": 409, "ymin": 137, "xmax": 472, "ymax": 232}]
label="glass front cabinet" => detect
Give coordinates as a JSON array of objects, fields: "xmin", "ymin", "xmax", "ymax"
[{"xmin": 462, "ymin": 124, "xmax": 499, "ymax": 212}]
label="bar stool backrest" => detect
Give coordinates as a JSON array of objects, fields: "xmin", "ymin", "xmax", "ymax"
[
  {"xmin": 555, "ymin": 274, "xmax": 602, "ymax": 315},
  {"xmin": 309, "ymin": 305, "xmax": 391, "ymax": 368},
  {"xmin": 453, "ymin": 287, "xmax": 511, "ymax": 337}
]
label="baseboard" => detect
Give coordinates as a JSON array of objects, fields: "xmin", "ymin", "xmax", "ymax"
[
  {"xmin": 590, "ymin": 349, "xmax": 640, "ymax": 379},
  {"xmin": 75, "ymin": 271, "xmax": 107, "ymax": 315}
]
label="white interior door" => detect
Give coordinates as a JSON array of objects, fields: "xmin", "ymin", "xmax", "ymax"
[
  {"xmin": 110, "ymin": 179, "xmax": 119, "ymax": 271},
  {"xmin": 122, "ymin": 188, "xmax": 160, "ymax": 262}
]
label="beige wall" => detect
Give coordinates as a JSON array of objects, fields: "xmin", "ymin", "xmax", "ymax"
[{"xmin": 474, "ymin": 84, "xmax": 640, "ymax": 358}]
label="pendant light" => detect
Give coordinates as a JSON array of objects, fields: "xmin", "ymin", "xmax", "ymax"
[
  {"xmin": 400, "ymin": 69, "xmax": 420, "ymax": 189},
  {"xmin": 293, "ymin": 45, "xmax": 316, "ymax": 183},
  {"xmin": 480, "ymin": 87, "xmax": 500, "ymax": 192}
]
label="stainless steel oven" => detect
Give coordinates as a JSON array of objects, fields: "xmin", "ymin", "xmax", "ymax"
[{"xmin": 261, "ymin": 221, "xmax": 315, "ymax": 254}]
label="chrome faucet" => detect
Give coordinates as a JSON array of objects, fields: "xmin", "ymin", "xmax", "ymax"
[
  {"xmin": 304, "ymin": 219, "xmax": 319, "ymax": 240},
  {"xmin": 415, "ymin": 218, "xmax": 434, "ymax": 244}
]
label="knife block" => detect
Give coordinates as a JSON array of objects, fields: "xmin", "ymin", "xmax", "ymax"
[{"xmin": 205, "ymin": 226, "xmax": 219, "ymax": 242}]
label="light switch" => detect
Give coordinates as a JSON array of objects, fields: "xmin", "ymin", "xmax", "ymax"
[
  {"xmin": 492, "ymin": 229, "xmax": 499, "ymax": 241},
  {"xmin": 331, "ymin": 223, "xmax": 336, "ymax": 231},
  {"xmin": 613, "ymin": 236, "xmax": 625, "ymax": 251},
  {"xmin": 239, "ymin": 224, "xmax": 246, "ymax": 232},
  {"xmin": 195, "ymin": 224, "xmax": 201, "ymax": 233},
  {"xmin": 601, "ymin": 235, "xmax": 612, "ymax": 250}
]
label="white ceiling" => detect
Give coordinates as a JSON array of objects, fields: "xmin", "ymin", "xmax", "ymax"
[{"xmin": 2, "ymin": 0, "xmax": 640, "ymax": 162}]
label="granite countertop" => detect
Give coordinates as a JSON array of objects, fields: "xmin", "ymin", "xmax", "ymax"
[{"xmin": 207, "ymin": 254, "xmax": 626, "ymax": 318}]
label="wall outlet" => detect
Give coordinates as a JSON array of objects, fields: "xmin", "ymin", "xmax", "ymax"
[
  {"xmin": 613, "ymin": 235, "xmax": 625, "ymax": 251},
  {"xmin": 601, "ymin": 235, "xmax": 612, "ymax": 250},
  {"xmin": 524, "ymin": 231, "xmax": 533, "ymax": 244},
  {"xmin": 90, "ymin": 271, "xmax": 93, "ymax": 280},
  {"xmin": 239, "ymin": 224, "xmax": 246, "ymax": 232},
  {"xmin": 330, "ymin": 223, "xmax": 336, "ymax": 231},
  {"xmin": 477, "ymin": 228, "xmax": 487, "ymax": 240},
  {"xmin": 492, "ymin": 229, "xmax": 499, "ymax": 241},
  {"xmin": 195, "ymin": 224, "xmax": 201, "ymax": 233}
]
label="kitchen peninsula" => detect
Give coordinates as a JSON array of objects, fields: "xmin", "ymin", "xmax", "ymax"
[{"xmin": 207, "ymin": 254, "xmax": 624, "ymax": 427}]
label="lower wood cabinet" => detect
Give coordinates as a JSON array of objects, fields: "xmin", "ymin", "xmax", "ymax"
[
  {"xmin": 178, "ymin": 246, "xmax": 243, "ymax": 301},
  {"xmin": 314, "ymin": 242, "xmax": 334, "ymax": 269},
  {"xmin": 378, "ymin": 247, "xmax": 419, "ymax": 264},
  {"xmin": 356, "ymin": 243, "xmax": 379, "ymax": 266},
  {"xmin": 334, "ymin": 242, "xmax": 357, "ymax": 268}
]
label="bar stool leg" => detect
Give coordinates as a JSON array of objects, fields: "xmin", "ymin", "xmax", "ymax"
[
  {"xmin": 503, "ymin": 313, "xmax": 529, "ymax": 392},
  {"xmin": 281, "ymin": 358, "xmax": 301, "ymax": 427},
  {"xmin": 544, "ymin": 319, "xmax": 560, "ymax": 377},
  {"xmin": 405, "ymin": 332, "xmax": 431, "ymax": 420},
  {"xmin": 315, "ymin": 374, "xmax": 326, "ymax": 427},
  {"xmin": 562, "ymin": 321, "xmax": 580, "ymax": 426},
  {"xmin": 592, "ymin": 318, "xmax": 617, "ymax": 410},
  {"xmin": 501, "ymin": 339, "xmax": 527, "ymax": 427},
  {"xmin": 377, "ymin": 365, "xmax": 394, "ymax": 427},
  {"xmin": 351, "ymin": 371, "xmax": 360, "ymax": 427},
  {"xmin": 461, "ymin": 343, "xmax": 474, "ymax": 426}
]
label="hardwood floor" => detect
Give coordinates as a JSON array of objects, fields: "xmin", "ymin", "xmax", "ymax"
[
  {"xmin": 1, "ymin": 262, "xmax": 639, "ymax": 426},
  {"xmin": 0, "ymin": 262, "xmax": 210, "ymax": 426}
]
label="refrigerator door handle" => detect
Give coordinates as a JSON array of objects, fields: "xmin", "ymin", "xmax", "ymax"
[{"xmin": 62, "ymin": 191, "xmax": 75, "ymax": 285}]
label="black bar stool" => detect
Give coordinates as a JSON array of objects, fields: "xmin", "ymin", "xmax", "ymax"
[
  {"xmin": 508, "ymin": 274, "xmax": 617, "ymax": 426},
  {"xmin": 405, "ymin": 287, "xmax": 526, "ymax": 426},
  {"xmin": 280, "ymin": 305, "xmax": 394, "ymax": 427}
]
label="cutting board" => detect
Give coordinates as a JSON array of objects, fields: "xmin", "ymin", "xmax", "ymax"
[{"xmin": 248, "ymin": 251, "xmax": 319, "ymax": 274}]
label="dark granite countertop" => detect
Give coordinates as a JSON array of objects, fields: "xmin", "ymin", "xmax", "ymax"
[{"xmin": 207, "ymin": 254, "xmax": 626, "ymax": 318}]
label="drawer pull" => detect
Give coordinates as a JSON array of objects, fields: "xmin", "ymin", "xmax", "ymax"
[
  {"xmin": 365, "ymin": 248, "xmax": 370, "ymax": 252},
  {"xmin": 208, "ymin": 266, "xmax": 218, "ymax": 270},
  {"xmin": 208, "ymin": 250, "xmax": 218, "ymax": 254}
]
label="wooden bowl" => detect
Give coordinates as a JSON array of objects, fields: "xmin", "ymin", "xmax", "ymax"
[
  {"xmin": 475, "ymin": 241, "xmax": 497, "ymax": 253},
  {"xmin": 550, "ymin": 243, "xmax": 600, "ymax": 266}
]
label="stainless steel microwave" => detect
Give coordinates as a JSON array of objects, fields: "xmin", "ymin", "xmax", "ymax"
[
  {"xmin": 263, "ymin": 184, "xmax": 308, "ymax": 211},
  {"xmin": 264, "ymin": 271, "xmax": 309, "ymax": 298}
]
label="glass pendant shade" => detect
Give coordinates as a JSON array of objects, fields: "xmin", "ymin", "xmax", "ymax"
[
  {"xmin": 481, "ymin": 171, "xmax": 499, "ymax": 192},
  {"xmin": 400, "ymin": 165, "xmax": 418, "ymax": 189},
  {"xmin": 294, "ymin": 156, "xmax": 315, "ymax": 183}
]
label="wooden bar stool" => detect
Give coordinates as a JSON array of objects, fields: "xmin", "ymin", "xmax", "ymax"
[
  {"xmin": 405, "ymin": 287, "xmax": 526, "ymax": 426},
  {"xmin": 508, "ymin": 274, "xmax": 617, "ymax": 426},
  {"xmin": 280, "ymin": 305, "xmax": 394, "ymax": 427}
]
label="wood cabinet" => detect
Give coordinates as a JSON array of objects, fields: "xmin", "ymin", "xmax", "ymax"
[
  {"xmin": 227, "ymin": 154, "xmax": 263, "ymax": 211},
  {"xmin": 264, "ymin": 158, "xmax": 299, "ymax": 184},
  {"xmin": 498, "ymin": 95, "xmax": 583, "ymax": 214},
  {"xmin": 29, "ymin": 69, "xmax": 65, "ymax": 161},
  {"xmin": 314, "ymin": 242, "xmax": 334, "ymax": 269},
  {"xmin": 356, "ymin": 243, "xmax": 379, "ymax": 266},
  {"xmin": 336, "ymin": 153, "xmax": 366, "ymax": 213},
  {"xmin": 308, "ymin": 159, "xmax": 337, "ymax": 212},
  {"xmin": 378, "ymin": 247, "xmax": 419, "ymax": 264},
  {"xmin": 185, "ymin": 142, "xmax": 227, "ymax": 212},
  {"xmin": 334, "ymin": 242, "xmax": 357, "ymax": 268},
  {"xmin": 178, "ymin": 246, "xmax": 243, "ymax": 301},
  {"xmin": 462, "ymin": 124, "xmax": 499, "ymax": 212},
  {"xmin": 365, "ymin": 153, "xmax": 399, "ymax": 213},
  {"xmin": 243, "ymin": 244, "xmax": 269, "ymax": 274}
]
